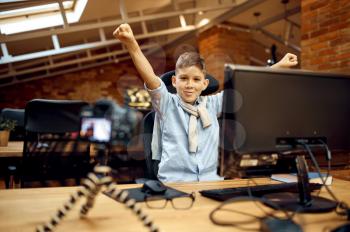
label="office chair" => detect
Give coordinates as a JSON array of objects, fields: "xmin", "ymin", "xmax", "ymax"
[
  {"xmin": 21, "ymin": 99, "xmax": 92, "ymax": 187},
  {"xmin": 142, "ymin": 71, "xmax": 219, "ymax": 180}
]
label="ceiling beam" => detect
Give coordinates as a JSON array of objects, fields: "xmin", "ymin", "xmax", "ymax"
[
  {"xmin": 161, "ymin": 0, "xmax": 265, "ymax": 51},
  {"xmin": 0, "ymin": 25, "xmax": 197, "ymax": 64},
  {"xmin": 0, "ymin": 43, "xmax": 158, "ymax": 80},
  {"xmin": 0, "ymin": 1, "xmax": 242, "ymax": 43},
  {"xmin": 58, "ymin": 0, "xmax": 69, "ymax": 28},
  {"xmin": 251, "ymin": 6, "xmax": 300, "ymax": 30},
  {"xmin": 249, "ymin": 56, "xmax": 265, "ymax": 66},
  {"xmin": 198, "ymin": 0, "xmax": 265, "ymax": 33},
  {"xmin": 0, "ymin": 43, "xmax": 10, "ymax": 57},
  {"xmin": 259, "ymin": 28, "xmax": 300, "ymax": 52}
]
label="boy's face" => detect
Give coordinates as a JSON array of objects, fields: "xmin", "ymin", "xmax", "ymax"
[{"xmin": 171, "ymin": 66, "xmax": 209, "ymax": 104}]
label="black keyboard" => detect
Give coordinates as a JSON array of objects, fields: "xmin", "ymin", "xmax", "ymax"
[{"xmin": 199, "ymin": 182, "xmax": 323, "ymax": 201}]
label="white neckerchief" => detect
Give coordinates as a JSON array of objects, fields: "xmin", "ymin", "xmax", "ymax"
[{"xmin": 177, "ymin": 95, "xmax": 211, "ymax": 153}]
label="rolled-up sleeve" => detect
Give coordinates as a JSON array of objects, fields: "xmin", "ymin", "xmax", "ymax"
[
  {"xmin": 207, "ymin": 91, "xmax": 223, "ymax": 117},
  {"xmin": 144, "ymin": 79, "xmax": 171, "ymax": 120}
]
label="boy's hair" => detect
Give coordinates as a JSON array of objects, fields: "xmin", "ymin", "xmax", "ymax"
[{"xmin": 175, "ymin": 52, "xmax": 206, "ymax": 74}]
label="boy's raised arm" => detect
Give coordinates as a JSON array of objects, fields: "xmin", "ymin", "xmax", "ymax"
[{"xmin": 113, "ymin": 24, "xmax": 160, "ymax": 90}]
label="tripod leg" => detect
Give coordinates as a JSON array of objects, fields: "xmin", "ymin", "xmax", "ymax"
[
  {"xmin": 105, "ymin": 184, "xmax": 159, "ymax": 232},
  {"xmin": 80, "ymin": 173, "xmax": 113, "ymax": 216},
  {"xmin": 36, "ymin": 188, "xmax": 87, "ymax": 232}
]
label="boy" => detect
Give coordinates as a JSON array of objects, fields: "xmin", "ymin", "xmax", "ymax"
[{"xmin": 113, "ymin": 23, "xmax": 298, "ymax": 182}]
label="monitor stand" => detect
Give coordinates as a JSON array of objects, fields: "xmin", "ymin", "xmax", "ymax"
[{"xmin": 264, "ymin": 154, "xmax": 337, "ymax": 213}]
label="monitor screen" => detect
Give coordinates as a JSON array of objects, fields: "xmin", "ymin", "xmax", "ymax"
[
  {"xmin": 221, "ymin": 64, "xmax": 350, "ymax": 176},
  {"xmin": 80, "ymin": 117, "xmax": 112, "ymax": 143}
]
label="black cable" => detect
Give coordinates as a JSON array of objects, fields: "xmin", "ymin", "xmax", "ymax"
[
  {"xmin": 299, "ymin": 142, "xmax": 349, "ymax": 218},
  {"xmin": 209, "ymin": 176, "xmax": 304, "ymax": 231},
  {"xmin": 209, "ymin": 196, "xmax": 266, "ymax": 231},
  {"xmin": 210, "ymin": 142, "xmax": 349, "ymax": 231},
  {"xmin": 247, "ymin": 179, "xmax": 295, "ymax": 220},
  {"xmin": 314, "ymin": 140, "xmax": 332, "ymax": 197},
  {"xmin": 209, "ymin": 195, "xmax": 302, "ymax": 231},
  {"xmin": 300, "ymin": 143, "xmax": 339, "ymax": 201}
]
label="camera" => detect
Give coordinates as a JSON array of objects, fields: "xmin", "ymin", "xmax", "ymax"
[{"xmin": 79, "ymin": 99, "xmax": 138, "ymax": 145}]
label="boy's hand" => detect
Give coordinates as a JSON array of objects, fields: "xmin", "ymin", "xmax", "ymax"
[
  {"xmin": 271, "ymin": 53, "xmax": 298, "ymax": 68},
  {"xmin": 113, "ymin": 23, "xmax": 136, "ymax": 46}
]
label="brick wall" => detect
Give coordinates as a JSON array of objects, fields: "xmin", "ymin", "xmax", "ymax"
[
  {"xmin": 198, "ymin": 25, "xmax": 253, "ymax": 87},
  {"xmin": 0, "ymin": 54, "xmax": 176, "ymax": 109},
  {"xmin": 301, "ymin": 0, "xmax": 350, "ymax": 72},
  {"xmin": 0, "ymin": 61, "xmax": 141, "ymax": 109}
]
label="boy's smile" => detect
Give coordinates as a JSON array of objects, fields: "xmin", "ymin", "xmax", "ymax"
[{"xmin": 172, "ymin": 66, "xmax": 209, "ymax": 104}]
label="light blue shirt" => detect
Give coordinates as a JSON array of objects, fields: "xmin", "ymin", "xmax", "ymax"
[{"xmin": 146, "ymin": 80, "xmax": 224, "ymax": 182}]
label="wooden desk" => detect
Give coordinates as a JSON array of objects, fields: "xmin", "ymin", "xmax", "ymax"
[
  {"xmin": 0, "ymin": 142, "xmax": 142, "ymax": 158},
  {"xmin": 0, "ymin": 141, "xmax": 23, "ymax": 157},
  {"xmin": 0, "ymin": 178, "xmax": 349, "ymax": 232}
]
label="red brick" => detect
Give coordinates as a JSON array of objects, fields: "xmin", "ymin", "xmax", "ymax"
[
  {"xmin": 336, "ymin": 52, "xmax": 350, "ymax": 60},
  {"xmin": 320, "ymin": 18, "xmax": 340, "ymax": 27},
  {"xmin": 330, "ymin": 37, "xmax": 350, "ymax": 46},
  {"xmin": 309, "ymin": 0, "xmax": 329, "ymax": 11},
  {"xmin": 301, "ymin": 37, "xmax": 319, "ymax": 46},
  {"xmin": 302, "ymin": 22, "xmax": 317, "ymax": 32},
  {"xmin": 318, "ymin": 49, "xmax": 336, "ymax": 56},
  {"xmin": 310, "ymin": 41, "xmax": 329, "ymax": 50},
  {"xmin": 302, "ymin": 0, "xmax": 316, "ymax": 7},
  {"xmin": 309, "ymin": 56, "xmax": 328, "ymax": 65},
  {"xmin": 340, "ymin": 60, "xmax": 350, "ymax": 66},
  {"xmin": 318, "ymin": 62, "xmax": 338, "ymax": 70},
  {"xmin": 318, "ymin": 31, "xmax": 339, "ymax": 42},
  {"xmin": 310, "ymin": 28, "xmax": 329, "ymax": 38},
  {"xmin": 329, "ymin": 22, "xmax": 350, "ymax": 33}
]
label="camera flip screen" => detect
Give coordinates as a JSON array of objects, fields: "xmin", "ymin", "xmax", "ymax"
[{"xmin": 80, "ymin": 118, "xmax": 112, "ymax": 143}]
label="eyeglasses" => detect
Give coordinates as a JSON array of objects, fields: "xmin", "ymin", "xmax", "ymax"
[{"xmin": 144, "ymin": 192, "xmax": 196, "ymax": 210}]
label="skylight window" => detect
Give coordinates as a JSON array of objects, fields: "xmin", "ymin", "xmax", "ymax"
[
  {"xmin": 0, "ymin": 1, "xmax": 73, "ymax": 19},
  {"xmin": 0, "ymin": 0, "xmax": 88, "ymax": 35}
]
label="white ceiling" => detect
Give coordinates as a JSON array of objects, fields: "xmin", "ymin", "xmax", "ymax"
[{"xmin": 0, "ymin": 0, "xmax": 301, "ymax": 87}]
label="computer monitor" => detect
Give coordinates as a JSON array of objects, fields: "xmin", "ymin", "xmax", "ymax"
[{"xmin": 221, "ymin": 64, "xmax": 350, "ymax": 212}]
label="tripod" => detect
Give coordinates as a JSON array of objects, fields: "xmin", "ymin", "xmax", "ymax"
[{"xmin": 36, "ymin": 164, "xmax": 159, "ymax": 232}]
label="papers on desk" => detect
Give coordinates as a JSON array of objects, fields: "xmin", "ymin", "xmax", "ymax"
[{"xmin": 271, "ymin": 172, "xmax": 333, "ymax": 186}]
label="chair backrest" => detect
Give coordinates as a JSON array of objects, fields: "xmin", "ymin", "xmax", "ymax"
[
  {"xmin": 142, "ymin": 111, "xmax": 158, "ymax": 180},
  {"xmin": 1, "ymin": 108, "xmax": 25, "ymax": 141},
  {"xmin": 142, "ymin": 71, "xmax": 219, "ymax": 180},
  {"xmin": 24, "ymin": 99, "xmax": 86, "ymax": 133},
  {"xmin": 21, "ymin": 99, "xmax": 91, "ymax": 187}
]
